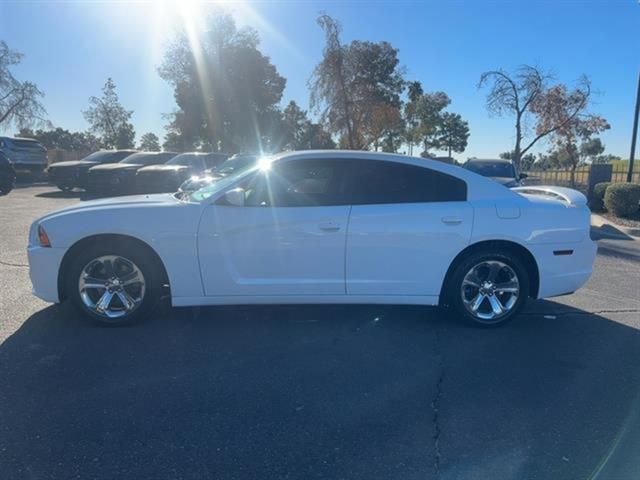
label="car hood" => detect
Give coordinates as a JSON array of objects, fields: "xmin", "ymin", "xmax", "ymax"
[
  {"xmin": 49, "ymin": 160, "xmax": 97, "ymax": 169},
  {"xmin": 89, "ymin": 163, "xmax": 142, "ymax": 172},
  {"xmin": 137, "ymin": 164, "xmax": 188, "ymax": 173},
  {"xmin": 39, "ymin": 193, "xmax": 180, "ymax": 221}
]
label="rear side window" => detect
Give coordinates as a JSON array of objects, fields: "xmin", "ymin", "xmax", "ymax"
[{"xmin": 349, "ymin": 160, "xmax": 467, "ymax": 205}]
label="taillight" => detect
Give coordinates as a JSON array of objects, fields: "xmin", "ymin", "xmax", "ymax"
[{"xmin": 37, "ymin": 225, "xmax": 51, "ymax": 247}]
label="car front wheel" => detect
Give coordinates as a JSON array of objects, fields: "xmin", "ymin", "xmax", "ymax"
[
  {"xmin": 448, "ymin": 250, "xmax": 529, "ymax": 327},
  {"xmin": 65, "ymin": 245, "xmax": 162, "ymax": 325}
]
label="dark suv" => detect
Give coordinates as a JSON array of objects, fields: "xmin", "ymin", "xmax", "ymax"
[
  {"xmin": 136, "ymin": 152, "xmax": 228, "ymax": 194},
  {"xmin": 47, "ymin": 150, "xmax": 137, "ymax": 191},
  {"xmin": 0, "ymin": 151, "xmax": 16, "ymax": 195},
  {"xmin": 462, "ymin": 158, "xmax": 527, "ymax": 188},
  {"xmin": 87, "ymin": 152, "xmax": 178, "ymax": 196}
]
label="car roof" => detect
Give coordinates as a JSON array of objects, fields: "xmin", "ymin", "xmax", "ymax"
[
  {"xmin": 465, "ymin": 158, "xmax": 513, "ymax": 164},
  {"xmin": 0, "ymin": 136, "xmax": 41, "ymax": 142},
  {"xmin": 269, "ymin": 150, "xmax": 518, "ymax": 202}
]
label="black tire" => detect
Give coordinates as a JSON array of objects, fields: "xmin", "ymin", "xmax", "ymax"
[
  {"xmin": 57, "ymin": 185, "xmax": 73, "ymax": 192},
  {"xmin": 65, "ymin": 242, "xmax": 163, "ymax": 326},
  {"xmin": 0, "ymin": 180, "xmax": 13, "ymax": 195},
  {"xmin": 447, "ymin": 249, "xmax": 529, "ymax": 327}
]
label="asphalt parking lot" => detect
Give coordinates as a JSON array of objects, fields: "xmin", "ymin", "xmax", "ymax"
[{"xmin": 1, "ymin": 184, "xmax": 639, "ymax": 480}]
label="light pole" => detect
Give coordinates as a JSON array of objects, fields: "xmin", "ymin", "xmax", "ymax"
[{"xmin": 627, "ymin": 71, "xmax": 640, "ymax": 183}]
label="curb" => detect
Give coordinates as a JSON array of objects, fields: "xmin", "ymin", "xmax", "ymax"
[{"xmin": 591, "ymin": 214, "xmax": 640, "ymax": 239}]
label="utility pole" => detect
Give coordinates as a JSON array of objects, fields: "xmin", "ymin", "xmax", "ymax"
[{"xmin": 627, "ymin": 71, "xmax": 640, "ymax": 183}]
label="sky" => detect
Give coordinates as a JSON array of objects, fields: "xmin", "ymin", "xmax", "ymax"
[{"xmin": 0, "ymin": 0, "xmax": 638, "ymax": 160}]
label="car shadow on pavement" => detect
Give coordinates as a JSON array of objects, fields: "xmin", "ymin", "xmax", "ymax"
[
  {"xmin": 1, "ymin": 301, "xmax": 639, "ymax": 480},
  {"xmin": 34, "ymin": 189, "xmax": 87, "ymax": 199}
]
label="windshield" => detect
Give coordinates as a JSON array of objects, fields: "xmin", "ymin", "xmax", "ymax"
[
  {"xmin": 166, "ymin": 153, "xmax": 204, "ymax": 167},
  {"xmin": 213, "ymin": 156, "xmax": 256, "ymax": 175},
  {"xmin": 120, "ymin": 153, "xmax": 175, "ymax": 165},
  {"xmin": 83, "ymin": 150, "xmax": 135, "ymax": 163},
  {"xmin": 465, "ymin": 161, "xmax": 516, "ymax": 178}
]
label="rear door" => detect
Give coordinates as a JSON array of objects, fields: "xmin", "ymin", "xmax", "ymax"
[{"xmin": 345, "ymin": 160, "xmax": 473, "ymax": 296}]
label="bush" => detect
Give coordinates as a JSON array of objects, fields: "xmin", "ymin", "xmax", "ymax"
[
  {"xmin": 604, "ymin": 183, "xmax": 640, "ymax": 218},
  {"xmin": 589, "ymin": 182, "xmax": 611, "ymax": 211}
]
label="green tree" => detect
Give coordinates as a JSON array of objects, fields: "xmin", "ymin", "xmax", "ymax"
[
  {"xmin": 16, "ymin": 127, "xmax": 102, "ymax": 151},
  {"xmin": 432, "ymin": 112, "xmax": 469, "ymax": 157},
  {"xmin": 281, "ymin": 101, "xmax": 309, "ymax": 150},
  {"xmin": 158, "ymin": 13, "xmax": 286, "ymax": 153},
  {"xmin": 83, "ymin": 78, "xmax": 135, "ymax": 149},
  {"xmin": 310, "ymin": 14, "xmax": 405, "ymax": 150},
  {"xmin": 579, "ymin": 137, "xmax": 605, "ymax": 163},
  {"xmin": 0, "ymin": 41, "xmax": 47, "ymax": 129},
  {"xmin": 139, "ymin": 132, "xmax": 161, "ymax": 151},
  {"xmin": 411, "ymin": 91, "xmax": 451, "ymax": 155}
]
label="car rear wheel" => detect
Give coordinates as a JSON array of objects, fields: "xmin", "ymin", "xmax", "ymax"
[
  {"xmin": 448, "ymin": 250, "xmax": 529, "ymax": 327},
  {"xmin": 65, "ymin": 245, "xmax": 162, "ymax": 326}
]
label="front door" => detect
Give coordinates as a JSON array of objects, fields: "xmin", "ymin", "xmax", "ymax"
[{"xmin": 198, "ymin": 159, "xmax": 351, "ymax": 296}]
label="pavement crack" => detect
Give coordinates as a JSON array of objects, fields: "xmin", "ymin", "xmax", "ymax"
[
  {"xmin": 0, "ymin": 259, "xmax": 28, "ymax": 268},
  {"xmin": 431, "ymin": 326, "xmax": 444, "ymax": 478}
]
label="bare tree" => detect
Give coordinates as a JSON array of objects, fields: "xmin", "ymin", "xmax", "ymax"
[
  {"xmin": 536, "ymin": 83, "xmax": 609, "ymax": 185},
  {"xmin": 0, "ymin": 41, "xmax": 47, "ymax": 129},
  {"xmin": 310, "ymin": 14, "xmax": 356, "ymax": 148},
  {"xmin": 480, "ymin": 66, "xmax": 598, "ymax": 169}
]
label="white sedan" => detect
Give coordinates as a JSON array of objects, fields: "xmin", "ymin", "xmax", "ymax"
[{"xmin": 28, "ymin": 151, "xmax": 597, "ymax": 327}]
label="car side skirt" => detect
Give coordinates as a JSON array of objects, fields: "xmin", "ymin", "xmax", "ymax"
[{"xmin": 171, "ymin": 294, "xmax": 440, "ymax": 307}]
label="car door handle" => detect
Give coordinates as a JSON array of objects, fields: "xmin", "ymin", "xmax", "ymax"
[
  {"xmin": 441, "ymin": 216, "xmax": 463, "ymax": 225},
  {"xmin": 318, "ymin": 222, "xmax": 341, "ymax": 232}
]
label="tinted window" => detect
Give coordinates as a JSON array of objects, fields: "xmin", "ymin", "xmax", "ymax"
[
  {"xmin": 464, "ymin": 161, "xmax": 516, "ymax": 178},
  {"xmin": 349, "ymin": 160, "xmax": 466, "ymax": 204},
  {"xmin": 214, "ymin": 156, "xmax": 256, "ymax": 175},
  {"xmin": 87, "ymin": 150, "xmax": 136, "ymax": 163},
  {"xmin": 244, "ymin": 159, "xmax": 349, "ymax": 207},
  {"xmin": 121, "ymin": 152, "xmax": 177, "ymax": 165},
  {"xmin": 205, "ymin": 153, "xmax": 228, "ymax": 168},
  {"xmin": 167, "ymin": 153, "xmax": 204, "ymax": 168}
]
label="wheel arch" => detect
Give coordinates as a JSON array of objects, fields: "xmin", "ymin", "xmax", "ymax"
[
  {"xmin": 439, "ymin": 239, "xmax": 540, "ymax": 306},
  {"xmin": 57, "ymin": 233, "xmax": 169, "ymax": 302}
]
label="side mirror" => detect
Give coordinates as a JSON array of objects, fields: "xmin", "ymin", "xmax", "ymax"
[
  {"xmin": 222, "ymin": 187, "xmax": 245, "ymax": 207},
  {"xmin": 519, "ymin": 173, "xmax": 528, "ymax": 179}
]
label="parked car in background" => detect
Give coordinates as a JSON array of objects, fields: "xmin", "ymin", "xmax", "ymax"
[
  {"xmin": 462, "ymin": 158, "xmax": 527, "ymax": 188},
  {"xmin": 179, "ymin": 154, "xmax": 257, "ymax": 193},
  {"xmin": 136, "ymin": 152, "xmax": 228, "ymax": 194},
  {"xmin": 87, "ymin": 152, "xmax": 178, "ymax": 196},
  {"xmin": 0, "ymin": 151, "xmax": 17, "ymax": 195},
  {"xmin": 47, "ymin": 150, "xmax": 137, "ymax": 191},
  {"xmin": 0, "ymin": 136, "xmax": 48, "ymax": 176},
  {"xmin": 28, "ymin": 150, "xmax": 596, "ymax": 328}
]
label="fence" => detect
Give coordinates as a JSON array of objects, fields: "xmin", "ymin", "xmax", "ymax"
[
  {"xmin": 47, "ymin": 148, "xmax": 92, "ymax": 165},
  {"xmin": 523, "ymin": 166, "xmax": 639, "ymax": 190}
]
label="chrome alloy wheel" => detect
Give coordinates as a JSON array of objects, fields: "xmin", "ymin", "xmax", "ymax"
[
  {"xmin": 460, "ymin": 260, "xmax": 520, "ymax": 322},
  {"xmin": 78, "ymin": 255, "xmax": 146, "ymax": 319}
]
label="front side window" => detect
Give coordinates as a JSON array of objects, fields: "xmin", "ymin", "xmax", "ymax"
[
  {"xmin": 349, "ymin": 160, "xmax": 467, "ymax": 205},
  {"xmin": 244, "ymin": 159, "xmax": 349, "ymax": 207}
]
